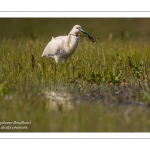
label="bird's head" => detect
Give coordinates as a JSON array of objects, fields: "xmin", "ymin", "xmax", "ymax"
[
  {"xmin": 69, "ymin": 25, "xmax": 83, "ymax": 36},
  {"xmin": 69, "ymin": 25, "xmax": 96, "ymax": 42}
]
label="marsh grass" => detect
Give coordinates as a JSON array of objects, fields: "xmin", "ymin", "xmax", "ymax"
[{"xmin": 1, "ymin": 18, "xmax": 150, "ymax": 132}]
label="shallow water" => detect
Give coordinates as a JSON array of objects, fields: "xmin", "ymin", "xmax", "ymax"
[{"xmin": 42, "ymin": 83, "xmax": 150, "ymax": 110}]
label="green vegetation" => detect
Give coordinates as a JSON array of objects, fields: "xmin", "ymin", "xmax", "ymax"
[{"xmin": 0, "ymin": 18, "xmax": 150, "ymax": 132}]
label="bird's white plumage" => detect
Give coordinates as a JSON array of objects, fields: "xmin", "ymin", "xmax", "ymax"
[{"xmin": 41, "ymin": 25, "xmax": 85, "ymax": 63}]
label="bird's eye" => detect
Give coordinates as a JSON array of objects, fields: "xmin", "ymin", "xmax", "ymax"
[{"xmin": 76, "ymin": 27, "xmax": 78, "ymax": 29}]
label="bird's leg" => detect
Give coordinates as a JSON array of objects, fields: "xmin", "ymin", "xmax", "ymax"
[
  {"xmin": 54, "ymin": 55, "xmax": 59, "ymax": 63},
  {"xmin": 62, "ymin": 58, "xmax": 67, "ymax": 64}
]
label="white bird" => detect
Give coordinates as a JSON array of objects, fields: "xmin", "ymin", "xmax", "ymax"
[{"xmin": 41, "ymin": 25, "xmax": 95, "ymax": 63}]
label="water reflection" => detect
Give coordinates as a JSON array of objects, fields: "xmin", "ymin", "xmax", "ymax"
[
  {"xmin": 43, "ymin": 84, "xmax": 149, "ymax": 111},
  {"xmin": 45, "ymin": 86, "xmax": 74, "ymax": 110}
]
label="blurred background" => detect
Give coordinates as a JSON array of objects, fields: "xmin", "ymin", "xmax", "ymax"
[{"xmin": 0, "ymin": 18, "xmax": 150, "ymax": 41}]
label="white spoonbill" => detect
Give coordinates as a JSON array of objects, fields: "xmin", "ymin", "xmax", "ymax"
[{"xmin": 41, "ymin": 25, "xmax": 96, "ymax": 63}]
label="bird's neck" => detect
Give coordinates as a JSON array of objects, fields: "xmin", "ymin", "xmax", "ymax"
[
  {"xmin": 68, "ymin": 34, "xmax": 79, "ymax": 51},
  {"xmin": 69, "ymin": 33, "xmax": 78, "ymax": 37}
]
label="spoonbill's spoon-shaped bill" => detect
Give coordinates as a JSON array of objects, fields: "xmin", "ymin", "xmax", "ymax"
[{"xmin": 41, "ymin": 25, "xmax": 96, "ymax": 63}]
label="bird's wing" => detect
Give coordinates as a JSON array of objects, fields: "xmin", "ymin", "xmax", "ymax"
[{"xmin": 41, "ymin": 36, "xmax": 65, "ymax": 57}]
